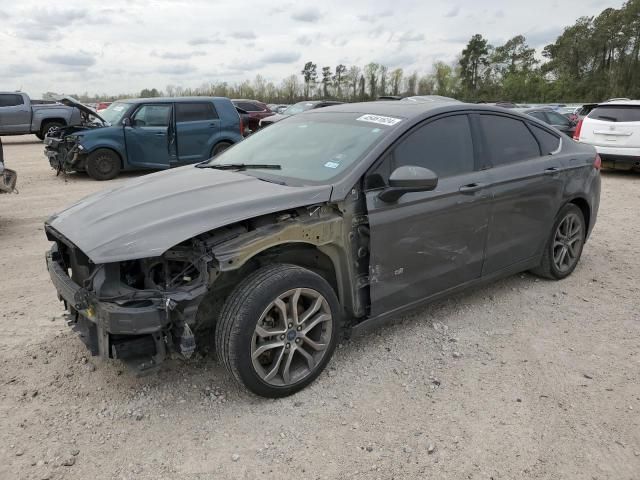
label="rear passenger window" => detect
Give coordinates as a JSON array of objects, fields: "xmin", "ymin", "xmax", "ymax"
[
  {"xmin": 393, "ymin": 115, "xmax": 475, "ymax": 178},
  {"xmin": 480, "ymin": 115, "xmax": 541, "ymax": 166},
  {"xmin": 530, "ymin": 124, "xmax": 560, "ymax": 155},
  {"xmin": 588, "ymin": 106, "xmax": 640, "ymax": 122},
  {"xmin": 0, "ymin": 94, "xmax": 24, "ymax": 107},
  {"xmin": 528, "ymin": 111, "xmax": 547, "ymax": 122},
  {"xmin": 236, "ymin": 102, "xmax": 262, "ymax": 112},
  {"xmin": 176, "ymin": 102, "xmax": 217, "ymax": 122}
]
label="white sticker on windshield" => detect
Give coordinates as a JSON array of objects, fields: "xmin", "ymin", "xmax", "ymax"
[
  {"xmin": 324, "ymin": 161, "xmax": 340, "ymax": 169},
  {"xmin": 113, "ymin": 105, "xmax": 124, "ymax": 111},
  {"xmin": 356, "ymin": 114, "xmax": 402, "ymax": 126}
]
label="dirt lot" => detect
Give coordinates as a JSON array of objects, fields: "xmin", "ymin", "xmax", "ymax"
[{"xmin": 0, "ymin": 134, "xmax": 638, "ymax": 480}]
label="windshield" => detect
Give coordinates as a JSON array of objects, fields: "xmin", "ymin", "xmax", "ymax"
[
  {"xmin": 282, "ymin": 102, "xmax": 316, "ymax": 116},
  {"xmin": 205, "ymin": 112, "xmax": 398, "ymax": 184},
  {"xmin": 99, "ymin": 102, "xmax": 130, "ymax": 125}
]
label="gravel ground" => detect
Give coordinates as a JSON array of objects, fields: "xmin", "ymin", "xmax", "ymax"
[{"xmin": 1, "ymin": 135, "xmax": 639, "ymax": 480}]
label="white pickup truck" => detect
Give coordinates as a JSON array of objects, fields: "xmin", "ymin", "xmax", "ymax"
[{"xmin": 0, "ymin": 92, "xmax": 84, "ymax": 140}]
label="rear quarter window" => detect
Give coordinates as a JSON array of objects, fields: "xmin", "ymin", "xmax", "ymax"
[
  {"xmin": 530, "ymin": 124, "xmax": 560, "ymax": 155},
  {"xmin": 176, "ymin": 102, "xmax": 218, "ymax": 122},
  {"xmin": 588, "ymin": 106, "xmax": 640, "ymax": 122}
]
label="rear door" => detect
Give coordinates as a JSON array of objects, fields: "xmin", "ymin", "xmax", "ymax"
[
  {"xmin": 124, "ymin": 103, "xmax": 175, "ymax": 168},
  {"xmin": 579, "ymin": 105, "xmax": 640, "ymax": 148},
  {"xmin": 365, "ymin": 114, "xmax": 492, "ymax": 316},
  {"xmin": 0, "ymin": 94, "xmax": 30, "ymax": 134},
  {"xmin": 479, "ymin": 114, "xmax": 566, "ymax": 274},
  {"xmin": 175, "ymin": 102, "xmax": 220, "ymax": 163}
]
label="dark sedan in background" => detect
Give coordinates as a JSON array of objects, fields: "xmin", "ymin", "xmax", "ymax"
[
  {"xmin": 519, "ymin": 107, "xmax": 578, "ymax": 137},
  {"xmin": 259, "ymin": 100, "xmax": 343, "ymax": 127}
]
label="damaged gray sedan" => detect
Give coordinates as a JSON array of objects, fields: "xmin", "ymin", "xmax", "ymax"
[{"xmin": 45, "ymin": 100, "xmax": 601, "ymax": 397}]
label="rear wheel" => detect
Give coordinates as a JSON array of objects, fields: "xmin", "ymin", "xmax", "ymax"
[
  {"xmin": 215, "ymin": 264, "xmax": 340, "ymax": 397},
  {"xmin": 531, "ymin": 204, "xmax": 586, "ymax": 280},
  {"xmin": 86, "ymin": 148, "xmax": 121, "ymax": 181},
  {"xmin": 210, "ymin": 141, "xmax": 232, "ymax": 158}
]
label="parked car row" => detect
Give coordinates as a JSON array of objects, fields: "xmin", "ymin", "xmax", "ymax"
[{"xmin": 44, "ymin": 98, "xmax": 601, "ymax": 397}]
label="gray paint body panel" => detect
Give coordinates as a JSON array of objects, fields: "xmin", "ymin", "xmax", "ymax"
[{"xmin": 46, "ymin": 165, "xmax": 331, "ymax": 263}]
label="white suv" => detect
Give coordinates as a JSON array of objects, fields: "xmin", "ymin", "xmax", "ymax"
[{"xmin": 575, "ymin": 100, "xmax": 640, "ymax": 171}]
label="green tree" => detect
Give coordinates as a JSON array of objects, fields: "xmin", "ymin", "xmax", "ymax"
[
  {"xmin": 321, "ymin": 66, "xmax": 333, "ymax": 97},
  {"xmin": 333, "ymin": 64, "xmax": 347, "ymax": 98},
  {"xmin": 301, "ymin": 62, "xmax": 317, "ymax": 98},
  {"xmin": 459, "ymin": 34, "xmax": 491, "ymax": 97},
  {"xmin": 364, "ymin": 62, "xmax": 380, "ymax": 99},
  {"xmin": 390, "ymin": 68, "xmax": 403, "ymax": 96}
]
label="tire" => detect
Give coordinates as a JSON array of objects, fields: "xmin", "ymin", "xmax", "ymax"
[
  {"xmin": 210, "ymin": 141, "xmax": 232, "ymax": 158},
  {"xmin": 40, "ymin": 121, "xmax": 64, "ymax": 140},
  {"xmin": 531, "ymin": 204, "xmax": 586, "ymax": 280},
  {"xmin": 215, "ymin": 264, "xmax": 340, "ymax": 398},
  {"xmin": 86, "ymin": 148, "xmax": 121, "ymax": 181}
]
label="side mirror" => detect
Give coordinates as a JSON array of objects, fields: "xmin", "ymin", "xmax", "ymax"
[
  {"xmin": 378, "ymin": 165, "xmax": 438, "ymax": 202},
  {"xmin": 122, "ymin": 117, "xmax": 131, "ymax": 127}
]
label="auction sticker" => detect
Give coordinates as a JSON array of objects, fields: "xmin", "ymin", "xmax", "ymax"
[{"xmin": 356, "ymin": 114, "xmax": 402, "ymax": 126}]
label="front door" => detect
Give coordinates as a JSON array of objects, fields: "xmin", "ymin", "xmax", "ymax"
[
  {"xmin": 478, "ymin": 114, "xmax": 566, "ymax": 274},
  {"xmin": 124, "ymin": 103, "xmax": 174, "ymax": 168},
  {"xmin": 365, "ymin": 114, "xmax": 492, "ymax": 316},
  {"xmin": 0, "ymin": 94, "xmax": 30, "ymax": 134},
  {"xmin": 175, "ymin": 101, "xmax": 220, "ymax": 164}
]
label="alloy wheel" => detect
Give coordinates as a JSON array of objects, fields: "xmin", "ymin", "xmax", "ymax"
[
  {"xmin": 251, "ymin": 288, "xmax": 332, "ymax": 386},
  {"xmin": 553, "ymin": 212, "xmax": 583, "ymax": 273}
]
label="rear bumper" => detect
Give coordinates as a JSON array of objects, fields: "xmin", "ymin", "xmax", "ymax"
[{"xmin": 590, "ymin": 145, "xmax": 640, "ymax": 169}]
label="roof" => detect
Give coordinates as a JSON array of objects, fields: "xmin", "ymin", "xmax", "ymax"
[
  {"xmin": 116, "ymin": 96, "xmax": 228, "ymax": 104},
  {"xmin": 307, "ymin": 99, "xmax": 469, "ymax": 119},
  {"xmin": 599, "ymin": 99, "xmax": 640, "ymax": 106}
]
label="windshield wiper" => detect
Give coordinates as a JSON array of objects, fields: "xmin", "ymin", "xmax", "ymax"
[{"xmin": 196, "ymin": 163, "xmax": 281, "ymax": 171}]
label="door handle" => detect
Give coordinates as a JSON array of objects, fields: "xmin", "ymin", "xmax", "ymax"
[
  {"xmin": 459, "ymin": 183, "xmax": 486, "ymax": 194},
  {"xmin": 543, "ymin": 167, "xmax": 560, "ymax": 175}
]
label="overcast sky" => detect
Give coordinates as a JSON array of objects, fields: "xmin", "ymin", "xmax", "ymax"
[{"xmin": 0, "ymin": 0, "xmax": 625, "ymax": 97}]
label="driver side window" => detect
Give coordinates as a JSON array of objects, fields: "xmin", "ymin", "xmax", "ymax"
[
  {"xmin": 366, "ymin": 115, "xmax": 475, "ymax": 189},
  {"xmin": 132, "ymin": 104, "xmax": 172, "ymax": 127}
]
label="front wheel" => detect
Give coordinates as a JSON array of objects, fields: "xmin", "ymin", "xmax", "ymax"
[
  {"xmin": 86, "ymin": 148, "xmax": 121, "ymax": 181},
  {"xmin": 531, "ymin": 204, "xmax": 586, "ymax": 280},
  {"xmin": 215, "ymin": 264, "xmax": 340, "ymax": 397}
]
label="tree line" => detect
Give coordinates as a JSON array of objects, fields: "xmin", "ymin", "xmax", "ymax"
[{"xmin": 52, "ymin": 0, "xmax": 639, "ymax": 105}]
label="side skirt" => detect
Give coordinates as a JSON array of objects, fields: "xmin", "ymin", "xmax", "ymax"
[{"xmin": 350, "ymin": 256, "xmax": 540, "ymax": 337}]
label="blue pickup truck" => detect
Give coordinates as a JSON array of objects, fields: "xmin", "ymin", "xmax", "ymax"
[{"xmin": 44, "ymin": 97, "xmax": 244, "ymax": 180}]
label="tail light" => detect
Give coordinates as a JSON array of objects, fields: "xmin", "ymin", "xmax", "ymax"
[
  {"xmin": 573, "ymin": 119, "xmax": 583, "ymax": 141},
  {"xmin": 594, "ymin": 153, "xmax": 602, "ymax": 170},
  {"xmin": 239, "ymin": 116, "xmax": 244, "ymax": 136}
]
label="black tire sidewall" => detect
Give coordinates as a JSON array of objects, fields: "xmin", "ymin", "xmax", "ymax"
[
  {"xmin": 547, "ymin": 204, "xmax": 586, "ymax": 279},
  {"xmin": 41, "ymin": 122, "xmax": 63, "ymax": 139},
  {"xmin": 211, "ymin": 142, "xmax": 232, "ymax": 157},
  {"xmin": 227, "ymin": 266, "xmax": 340, "ymax": 398},
  {"xmin": 86, "ymin": 149, "xmax": 121, "ymax": 181}
]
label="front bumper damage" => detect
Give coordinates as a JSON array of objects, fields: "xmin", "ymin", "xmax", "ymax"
[
  {"xmin": 46, "ymin": 233, "xmax": 207, "ymax": 373},
  {"xmin": 44, "ymin": 135, "xmax": 85, "ymax": 174}
]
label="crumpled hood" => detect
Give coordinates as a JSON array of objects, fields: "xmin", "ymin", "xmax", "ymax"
[{"xmin": 46, "ymin": 166, "xmax": 332, "ymax": 263}]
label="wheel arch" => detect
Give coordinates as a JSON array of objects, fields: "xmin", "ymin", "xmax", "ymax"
[{"xmin": 566, "ymin": 196, "xmax": 591, "ymax": 233}]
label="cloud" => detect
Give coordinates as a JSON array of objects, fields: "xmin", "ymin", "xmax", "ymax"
[
  {"xmin": 373, "ymin": 52, "xmax": 417, "ymax": 68},
  {"xmin": 2, "ymin": 64, "xmax": 42, "ymax": 77},
  {"xmin": 151, "ymin": 50, "xmax": 207, "ymax": 60},
  {"xmin": 40, "ymin": 52, "xmax": 96, "ymax": 68},
  {"xmin": 396, "ymin": 32, "xmax": 425, "ymax": 42},
  {"xmin": 291, "ymin": 7, "xmax": 322, "ymax": 22},
  {"xmin": 495, "ymin": 10, "xmax": 505, "ymax": 18},
  {"xmin": 445, "ymin": 6, "xmax": 460, "ymax": 18},
  {"xmin": 0, "ymin": 9, "xmax": 10, "ymax": 18},
  {"xmin": 262, "ymin": 51, "xmax": 301, "ymax": 64},
  {"xmin": 188, "ymin": 36, "xmax": 225, "ymax": 46},
  {"xmin": 525, "ymin": 26, "xmax": 564, "ymax": 46},
  {"xmin": 230, "ymin": 31, "xmax": 257, "ymax": 40},
  {"xmin": 297, "ymin": 35, "xmax": 313, "ymax": 46},
  {"xmin": 157, "ymin": 64, "xmax": 198, "ymax": 75},
  {"xmin": 358, "ymin": 10, "xmax": 393, "ymax": 23}
]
